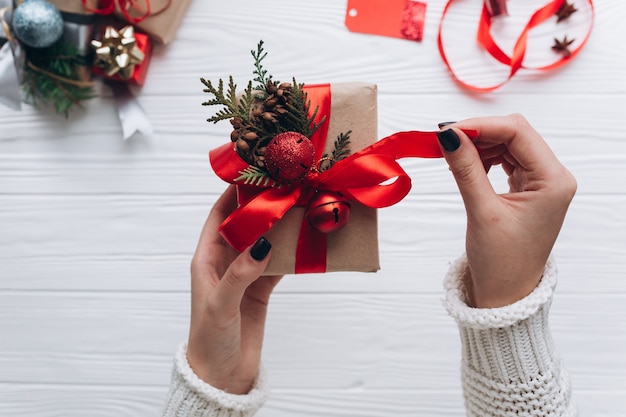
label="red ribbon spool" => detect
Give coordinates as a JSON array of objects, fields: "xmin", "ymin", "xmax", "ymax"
[
  {"xmin": 81, "ymin": 0, "xmax": 171, "ymax": 24},
  {"xmin": 437, "ymin": 0, "xmax": 595, "ymax": 92}
]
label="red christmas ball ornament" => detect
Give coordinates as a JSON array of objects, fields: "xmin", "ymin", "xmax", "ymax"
[
  {"xmin": 264, "ymin": 132, "xmax": 315, "ymax": 183},
  {"xmin": 305, "ymin": 191, "xmax": 351, "ymax": 233}
]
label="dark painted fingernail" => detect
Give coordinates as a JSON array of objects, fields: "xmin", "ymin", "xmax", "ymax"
[
  {"xmin": 438, "ymin": 121, "xmax": 457, "ymax": 129},
  {"xmin": 250, "ymin": 237, "xmax": 272, "ymax": 261},
  {"xmin": 437, "ymin": 129, "xmax": 461, "ymax": 152}
]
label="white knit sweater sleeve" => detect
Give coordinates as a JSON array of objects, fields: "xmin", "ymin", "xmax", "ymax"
[
  {"xmin": 443, "ymin": 254, "xmax": 575, "ymax": 417},
  {"xmin": 160, "ymin": 342, "xmax": 269, "ymax": 417}
]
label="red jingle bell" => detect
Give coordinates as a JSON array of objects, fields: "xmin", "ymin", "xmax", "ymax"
[{"xmin": 305, "ymin": 191, "xmax": 351, "ymax": 233}]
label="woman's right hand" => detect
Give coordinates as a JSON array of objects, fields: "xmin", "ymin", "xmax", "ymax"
[{"xmin": 437, "ymin": 114, "xmax": 577, "ymax": 308}]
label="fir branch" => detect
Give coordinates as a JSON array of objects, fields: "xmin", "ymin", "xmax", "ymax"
[
  {"xmin": 321, "ymin": 131, "xmax": 352, "ymax": 171},
  {"xmin": 280, "ymin": 79, "xmax": 324, "ymax": 137},
  {"xmin": 22, "ymin": 42, "xmax": 95, "ymax": 117},
  {"xmin": 234, "ymin": 165, "xmax": 280, "ymax": 187},
  {"xmin": 331, "ymin": 130, "xmax": 352, "ymax": 161},
  {"xmin": 307, "ymin": 101, "xmax": 326, "ymax": 137}
]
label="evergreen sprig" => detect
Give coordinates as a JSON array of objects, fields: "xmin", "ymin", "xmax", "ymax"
[
  {"xmin": 320, "ymin": 130, "xmax": 352, "ymax": 171},
  {"xmin": 234, "ymin": 165, "xmax": 280, "ymax": 187},
  {"xmin": 283, "ymin": 79, "xmax": 325, "ymax": 138},
  {"xmin": 251, "ymin": 40, "xmax": 272, "ymax": 90},
  {"xmin": 330, "ymin": 130, "xmax": 352, "ymax": 161},
  {"xmin": 202, "ymin": 40, "xmax": 350, "ymax": 177},
  {"xmin": 201, "ymin": 76, "xmax": 254, "ymax": 124},
  {"xmin": 22, "ymin": 42, "xmax": 95, "ymax": 117}
]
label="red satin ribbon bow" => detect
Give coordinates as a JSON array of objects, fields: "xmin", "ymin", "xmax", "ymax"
[
  {"xmin": 82, "ymin": 0, "xmax": 171, "ymax": 24},
  {"xmin": 438, "ymin": 0, "xmax": 595, "ymax": 92},
  {"xmin": 210, "ymin": 84, "xmax": 477, "ymax": 273}
]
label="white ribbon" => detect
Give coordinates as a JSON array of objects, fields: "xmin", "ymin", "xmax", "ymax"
[
  {"xmin": 108, "ymin": 81, "xmax": 153, "ymax": 140},
  {"xmin": 0, "ymin": 4, "xmax": 24, "ymax": 110}
]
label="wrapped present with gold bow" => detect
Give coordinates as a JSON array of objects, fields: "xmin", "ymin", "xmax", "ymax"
[
  {"xmin": 91, "ymin": 25, "xmax": 152, "ymax": 85},
  {"xmin": 205, "ymin": 42, "xmax": 477, "ymax": 275}
]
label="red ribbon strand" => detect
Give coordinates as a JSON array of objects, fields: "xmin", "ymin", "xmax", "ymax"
[{"xmin": 438, "ymin": 0, "xmax": 595, "ymax": 92}]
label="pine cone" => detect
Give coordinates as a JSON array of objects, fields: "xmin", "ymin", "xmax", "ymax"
[
  {"xmin": 232, "ymin": 123, "xmax": 260, "ymax": 164},
  {"xmin": 257, "ymin": 81, "xmax": 294, "ymax": 127},
  {"xmin": 265, "ymin": 81, "xmax": 278, "ymax": 95},
  {"xmin": 276, "ymin": 82, "xmax": 293, "ymax": 98},
  {"xmin": 233, "ymin": 80, "xmax": 297, "ymax": 168},
  {"xmin": 252, "ymin": 145, "xmax": 267, "ymax": 168}
]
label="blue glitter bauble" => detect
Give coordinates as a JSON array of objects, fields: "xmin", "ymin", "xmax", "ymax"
[{"xmin": 12, "ymin": 0, "xmax": 64, "ymax": 48}]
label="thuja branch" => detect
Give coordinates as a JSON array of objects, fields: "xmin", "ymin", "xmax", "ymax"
[
  {"xmin": 251, "ymin": 40, "xmax": 272, "ymax": 90},
  {"xmin": 201, "ymin": 76, "xmax": 254, "ymax": 124}
]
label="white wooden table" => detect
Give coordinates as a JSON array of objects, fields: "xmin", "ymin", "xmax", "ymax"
[{"xmin": 1, "ymin": 0, "xmax": 624, "ymax": 415}]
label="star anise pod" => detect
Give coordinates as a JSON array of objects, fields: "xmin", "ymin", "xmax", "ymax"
[
  {"xmin": 556, "ymin": 1, "xmax": 577, "ymax": 23},
  {"xmin": 552, "ymin": 35, "xmax": 575, "ymax": 58}
]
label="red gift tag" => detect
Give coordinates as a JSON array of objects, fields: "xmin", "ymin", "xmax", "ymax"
[{"xmin": 345, "ymin": 0, "xmax": 427, "ymax": 42}]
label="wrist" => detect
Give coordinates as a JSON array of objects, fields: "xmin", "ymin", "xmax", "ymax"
[
  {"xmin": 471, "ymin": 278, "xmax": 542, "ymax": 308},
  {"xmin": 164, "ymin": 342, "xmax": 269, "ymax": 416},
  {"xmin": 186, "ymin": 347, "xmax": 255, "ymax": 395},
  {"xmin": 444, "ymin": 254, "xmax": 558, "ymax": 327},
  {"xmin": 466, "ymin": 259, "xmax": 547, "ymax": 309}
]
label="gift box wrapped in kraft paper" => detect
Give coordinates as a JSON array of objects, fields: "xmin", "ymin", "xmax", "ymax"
[
  {"xmin": 113, "ymin": 0, "xmax": 192, "ymax": 44},
  {"xmin": 50, "ymin": 0, "xmax": 99, "ymax": 14},
  {"xmin": 209, "ymin": 82, "xmax": 380, "ymax": 275},
  {"xmin": 204, "ymin": 42, "xmax": 478, "ymax": 275},
  {"xmin": 260, "ymin": 83, "xmax": 379, "ymax": 275}
]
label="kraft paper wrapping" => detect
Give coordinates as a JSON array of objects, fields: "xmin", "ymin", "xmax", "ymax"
[
  {"xmin": 49, "ymin": 0, "xmax": 98, "ymax": 14},
  {"xmin": 115, "ymin": 0, "xmax": 192, "ymax": 44},
  {"xmin": 257, "ymin": 82, "xmax": 380, "ymax": 275}
]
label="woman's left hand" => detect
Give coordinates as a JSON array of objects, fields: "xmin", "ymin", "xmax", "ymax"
[{"xmin": 186, "ymin": 185, "xmax": 283, "ymax": 394}]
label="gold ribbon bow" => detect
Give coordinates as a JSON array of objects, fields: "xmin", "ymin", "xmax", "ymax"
[{"xmin": 91, "ymin": 25, "xmax": 144, "ymax": 79}]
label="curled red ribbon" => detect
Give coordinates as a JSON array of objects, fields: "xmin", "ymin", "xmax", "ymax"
[
  {"xmin": 82, "ymin": 0, "xmax": 171, "ymax": 24},
  {"xmin": 438, "ymin": 0, "xmax": 595, "ymax": 92},
  {"xmin": 210, "ymin": 84, "xmax": 477, "ymax": 273}
]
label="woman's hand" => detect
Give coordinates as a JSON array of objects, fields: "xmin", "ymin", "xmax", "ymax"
[
  {"xmin": 186, "ymin": 185, "xmax": 282, "ymax": 394},
  {"xmin": 437, "ymin": 114, "xmax": 576, "ymax": 308}
]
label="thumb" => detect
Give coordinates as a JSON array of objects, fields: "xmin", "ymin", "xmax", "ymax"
[
  {"xmin": 437, "ymin": 127, "xmax": 496, "ymax": 211},
  {"xmin": 212, "ymin": 237, "xmax": 273, "ymax": 311}
]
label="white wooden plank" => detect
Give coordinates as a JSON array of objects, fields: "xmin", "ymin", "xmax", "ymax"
[
  {"xmin": 0, "ymin": 194, "xmax": 624, "ymax": 293},
  {"xmin": 1, "ymin": 144, "xmax": 625, "ymax": 197},
  {"xmin": 0, "ymin": 0, "xmax": 625, "ymax": 416},
  {"xmin": 138, "ymin": 0, "xmax": 626, "ymax": 96},
  {"xmin": 0, "ymin": 385, "xmax": 621, "ymax": 417},
  {"xmin": 2, "ymin": 92, "xmax": 625, "ymax": 159},
  {"xmin": 0, "ymin": 292, "xmax": 624, "ymax": 392},
  {"xmin": 0, "ymin": 384, "xmax": 168, "ymax": 417}
]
